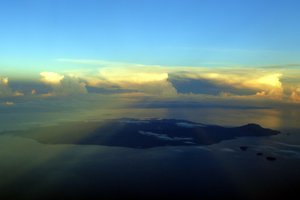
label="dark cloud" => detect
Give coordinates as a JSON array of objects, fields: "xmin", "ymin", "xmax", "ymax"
[
  {"xmin": 10, "ymin": 81, "xmax": 52, "ymax": 95},
  {"xmin": 168, "ymin": 74, "xmax": 256, "ymax": 95}
]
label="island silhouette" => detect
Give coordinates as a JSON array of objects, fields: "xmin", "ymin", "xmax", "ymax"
[{"xmin": 20, "ymin": 118, "xmax": 280, "ymax": 148}]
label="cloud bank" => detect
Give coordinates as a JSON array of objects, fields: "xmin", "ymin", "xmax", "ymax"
[{"xmin": 1, "ymin": 60, "xmax": 300, "ymax": 107}]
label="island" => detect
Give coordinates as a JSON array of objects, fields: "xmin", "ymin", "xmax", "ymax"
[{"xmin": 19, "ymin": 118, "xmax": 280, "ymax": 148}]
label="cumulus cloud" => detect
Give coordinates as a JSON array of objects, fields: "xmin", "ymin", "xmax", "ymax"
[
  {"xmin": 35, "ymin": 59, "xmax": 300, "ymax": 103},
  {"xmin": 77, "ymin": 64, "xmax": 299, "ymax": 102},
  {"xmin": 94, "ymin": 67, "xmax": 177, "ymax": 96},
  {"xmin": 247, "ymin": 73, "xmax": 283, "ymax": 99},
  {"xmin": 169, "ymin": 70, "xmax": 284, "ymax": 100},
  {"xmin": 58, "ymin": 59, "xmax": 290, "ymax": 99},
  {"xmin": 40, "ymin": 72, "xmax": 64, "ymax": 84},
  {"xmin": 0, "ymin": 77, "xmax": 23, "ymax": 97},
  {"xmin": 54, "ymin": 76, "xmax": 87, "ymax": 95},
  {"xmin": 40, "ymin": 72, "xmax": 87, "ymax": 96}
]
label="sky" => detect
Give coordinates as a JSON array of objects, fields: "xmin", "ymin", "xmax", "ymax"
[
  {"xmin": 1, "ymin": 0, "xmax": 300, "ymax": 110},
  {"xmin": 1, "ymin": 0, "xmax": 300, "ymax": 68}
]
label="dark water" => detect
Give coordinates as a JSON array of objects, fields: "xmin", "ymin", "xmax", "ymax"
[
  {"xmin": 1, "ymin": 107, "xmax": 300, "ymax": 131},
  {"xmin": 0, "ymin": 107, "xmax": 300, "ymax": 199}
]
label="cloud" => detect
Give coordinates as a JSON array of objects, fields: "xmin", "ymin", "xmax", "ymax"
[
  {"xmin": 2, "ymin": 101, "xmax": 14, "ymax": 106},
  {"xmin": 0, "ymin": 77, "xmax": 23, "ymax": 97},
  {"xmin": 40, "ymin": 72, "xmax": 87, "ymax": 96},
  {"xmin": 57, "ymin": 59, "xmax": 177, "ymax": 96},
  {"xmin": 169, "ymin": 74, "xmax": 256, "ymax": 96},
  {"xmin": 1, "ymin": 77, "xmax": 8, "ymax": 85},
  {"xmin": 25, "ymin": 60, "xmax": 299, "ymax": 103},
  {"xmin": 248, "ymin": 73, "xmax": 283, "ymax": 99},
  {"xmin": 290, "ymin": 87, "xmax": 300, "ymax": 103},
  {"xmin": 0, "ymin": 77, "xmax": 13, "ymax": 97},
  {"xmin": 31, "ymin": 89, "xmax": 37, "ymax": 95},
  {"xmin": 54, "ymin": 76, "xmax": 87, "ymax": 95},
  {"xmin": 169, "ymin": 70, "xmax": 284, "ymax": 100},
  {"xmin": 99, "ymin": 67, "xmax": 168, "ymax": 83},
  {"xmin": 136, "ymin": 80, "xmax": 177, "ymax": 96},
  {"xmin": 92, "ymin": 67, "xmax": 177, "ymax": 96},
  {"xmin": 40, "ymin": 72, "xmax": 64, "ymax": 85}
]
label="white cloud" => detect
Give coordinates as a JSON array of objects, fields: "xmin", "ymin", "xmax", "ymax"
[
  {"xmin": 248, "ymin": 73, "xmax": 283, "ymax": 99},
  {"xmin": 57, "ymin": 59, "xmax": 178, "ymax": 96},
  {"xmin": 40, "ymin": 72, "xmax": 87, "ymax": 96},
  {"xmin": 99, "ymin": 67, "xmax": 168, "ymax": 83},
  {"xmin": 96, "ymin": 67, "xmax": 177, "ymax": 96},
  {"xmin": 40, "ymin": 72, "xmax": 64, "ymax": 85},
  {"xmin": 41, "ymin": 60, "xmax": 300, "ymax": 103}
]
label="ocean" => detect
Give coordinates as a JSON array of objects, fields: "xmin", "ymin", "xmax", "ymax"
[{"xmin": 0, "ymin": 106, "xmax": 299, "ymax": 199}]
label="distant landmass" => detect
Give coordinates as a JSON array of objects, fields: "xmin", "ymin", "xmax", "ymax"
[{"xmin": 18, "ymin": 118, "xmax": 280, "ymax": 148}]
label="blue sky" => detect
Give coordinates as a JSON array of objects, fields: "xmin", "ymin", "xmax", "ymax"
[
  {"xmin": 1, "ymin": 0, "xmax": 300, "ymax": 72},
  {"xmin": 1, "ymin": 0, "xmax": 300, "ymax": 128}
]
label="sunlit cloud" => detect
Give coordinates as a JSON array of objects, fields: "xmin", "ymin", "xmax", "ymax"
[
  {"xmin": 40, "ymin": 72, "xmax": 64, "ymax": 85},
  {"xmin": 290, "ymin": 87, "xmax": 300, "ymax": 103},
  {"xmin": 40, "ymin": 72, "xmax": 87, "ymax": 96},
  {"xmin": 99, "ymin": 68, "xmax": 168, "ymax": 83},
  {"xmin": 97, "ymin": 67, "xmax": 177, "ymax": 96},
  {"xmin": 54, "ymin": 59, "xmax": 300, "ymax": 103},
  {"xmin": 14, "ymin": 91, "xmax": 24, "ymax": 97},
  {"xmin": 169, "ymin": 70, "xmax": 284, "ymax": 100},
  {"xmin": 31, "ymin": 89, "xmax": 37, "ymax": 95},
  {"xmin": 2, "ymin": 101, "xmax": 15, "ymax": 106},
  {"xmin": 1, "ymin": 77, "xmax": 8, "ymax": 85},
  {"xmin": 249, "ymin": 73, "xmax": 283, "ymax": 99},
  {"xmin": 0, "ymin": 77, "xmax": 22, "ymax": 97},
  {"xmin": 1, "ymin": 59, "xmax": 300, "ymax": 105},
  {"xmin": 0, "ymin": 77, "xmax": 13, "ymax": 97}
]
